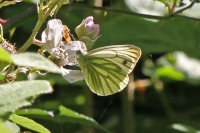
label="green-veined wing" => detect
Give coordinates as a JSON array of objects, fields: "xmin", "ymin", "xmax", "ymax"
[{"xmin": 77, "ymin": 45, "xmax": 141, "ymax": 96}]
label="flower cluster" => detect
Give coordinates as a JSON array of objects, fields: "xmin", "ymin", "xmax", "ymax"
[{"xmin": 41, "ymin": 16, "xmax": 100, "ymax": 83}]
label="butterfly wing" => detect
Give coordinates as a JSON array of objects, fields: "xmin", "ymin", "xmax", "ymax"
[{"xmin": 77, "ymin": 45, "xmax": 141, "ymax": 96}]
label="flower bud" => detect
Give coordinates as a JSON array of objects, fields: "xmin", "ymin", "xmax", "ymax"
[
  {"xmin": 84, "ymin": 16, "xmax": 99, "ymax": 39},
  {"xmin": 75, "ymin": 16, "xmax": 100, "ymax": 50},
  {"xmin": 15, "ymin": 68, "xmax": 30, "ymax": 81}
]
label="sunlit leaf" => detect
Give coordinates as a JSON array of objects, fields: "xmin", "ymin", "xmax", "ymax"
[
  {"xmin": 155, "ymin": 66, "xmax": 185, "ymax": 81},
  {"xmin": 170, "ymin": 123, "xmax": 200, "ymax": 133},
  {"xmin": 11, "ymin": 52, "xmax": 61, "ymax": 73},
  {"xmin": 16, "ymin": 106, "xmax": 110, "ymax": 133},
  {"xmin": 0, "ymin": 0, "xmax": 17, "ymax": 9},
  {"xmin": 0, "ymin": 80, "xmax": 53, "ymax": 116},
  {"xmin": 0, "ymin": 120, "xmax": 12, "ymax": 133},
  {"xmin": 0, "ymin": 47, "xmax": 12, "ymax": 63},
  {"xmin": 3, "ymin": 121, "xmax": 20, "ymax": 133},
  {"xmin": 9, "ymin": 114, "xmax": 50, "ymax": 133},
  {"xmin": 0, "ymin": 75, "xmax": 5, "ymax": 82},
  {"xmin": 16, "ymin": 108, "xmax": 52, "ymax": 117}
]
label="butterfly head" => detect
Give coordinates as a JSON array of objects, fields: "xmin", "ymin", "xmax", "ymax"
[
  {"xmin": 76, "ymin": 50, "xmax": 87, "ymax": 59},
  {"xmin": 76, "ymin": 50, "xmax": 88, "ymax": 68}
]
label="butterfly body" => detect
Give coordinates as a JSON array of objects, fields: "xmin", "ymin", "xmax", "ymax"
[{"xmin": 77, "ymin": 45, "xmax": 141, "ymax": 96}]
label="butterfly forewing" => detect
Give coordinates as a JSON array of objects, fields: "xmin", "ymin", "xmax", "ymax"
[
  {"xmin": 77, "ymin": 44, "xmax": 141, "ymax": 96},
  {"xmin": 88, "ymin": 45, "xmax": 141, "ymax": 74}
]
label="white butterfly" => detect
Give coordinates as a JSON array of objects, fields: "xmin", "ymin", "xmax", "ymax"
[{"xmin": 77, "ymin": 44, "xmax": 141, "ymax": 96}]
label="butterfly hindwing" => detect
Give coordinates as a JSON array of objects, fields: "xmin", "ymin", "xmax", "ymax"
[{"xmin": 77, "ymin": 45, "xmax": 141, "ymax": 96}]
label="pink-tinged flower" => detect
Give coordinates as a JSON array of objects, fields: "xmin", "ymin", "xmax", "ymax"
[
  {"xmin": 75, "ymin": 16, "xmax": 100, "ymax": 50},
  {"xmin": 84, "ymin": 16, "xmax": 100, "ymax": 39},
  {"xmin": 75, "ymin": 16, "xmax": 100, "ymax": 40},
  {"xmin": 41, "ymin": 19, "xmax": 87, "ymax": 83}
]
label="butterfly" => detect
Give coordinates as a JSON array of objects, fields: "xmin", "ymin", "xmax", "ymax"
[{"xmin": 76, "ymin": 44, "xmax": 141, "ymax": 96}]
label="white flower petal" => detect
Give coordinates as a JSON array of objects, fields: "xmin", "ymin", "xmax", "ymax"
[
  {"xmin": 41, "ymin": 19, "xmax": 64, "ymax": 53},
  {"xmin": 63, "ymin": 41, "xmax": 87, "ymax": 51},
  {"xmin": 61, "ymin": 41, "xmax": 87, "ymax": 66},
  {"xmin": 62, "ymin": 50, "xmax": 76, "ymax": 66},
  {"xmin": 51, "ymin": 48, "xmax": 60, "ymax": 57},
  {"xmin": 61, "ymin": 67, "xmax": 87, "ymax": 83}
]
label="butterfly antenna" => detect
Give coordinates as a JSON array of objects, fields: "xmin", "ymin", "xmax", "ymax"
[
  {"xmin": 69, "ymin": 32, "xmax": 76, "ymax": 41},
  {"xmin": 89, "ymin": 96, "xmax": 113, "ymax": 133}
]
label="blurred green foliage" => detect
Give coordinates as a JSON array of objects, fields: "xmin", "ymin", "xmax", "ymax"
[{"xmin": 1, "ymin": 0, "xmax": 200, "ymax": 133}]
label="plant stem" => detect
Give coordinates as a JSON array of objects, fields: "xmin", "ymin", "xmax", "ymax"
[
  {"xmin": 19, "ymin": 1, "xmax": 60, "ymax": 52},
  {"xmin": 18, "ymin": 19, "xmax": 43, "ymax": 52},
  {"xmin": 2, "ymin": 64, "xmax": 14, "ymax": 83},
  {"xmin": 170, "ymin": 1, "xmax": 178, "ymax": 15},
  {"xmin": 173, "ymin": 0, "xmax": 196, "ymax": 15}
]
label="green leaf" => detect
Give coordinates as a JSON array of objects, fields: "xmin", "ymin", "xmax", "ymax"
[
  {"xmin": 16, "ymin": 108, "xmax": 51, "ymax": 117},
  {"xmin": 9, "ymin": 114, "xmax": 50, "ymax": 133},
  {"xmin": 14, "ymin": 68, "xmax": 30, "ymax": 81},
  {"xmin": 0, "ymin": 80, "xmax": 53, "ymax": 116},
  {"xmin": 155, "ymin": 51, "xmax": 200, "ymax": 84},
  {"xmin": 0, "ymin": 62, "xmax": 10, "ymax": 73},
  {"xmin": 0, "ymin": 120, "xmax": 13, "ymax": 133},
  {"xmin": 3, "ymin": 121, "xmax": 20, "ymax": 133},
  {"xmin": 170, "ymin": 123, "xmax": 200, "ymax": 133},
  {"xmin": 0, "ymin": 46, "xmax": 12, "ymax": 63},
  {"xmin": 0, "ymin": 74, "xmax": 5, "ymax": 82},
  {"xmin": 55, "ymin": 106, "xmax": 110, "ymax": 133},
  {"xmin": 0, "ymin": 0, "xmax": 16, "ymax": 9},
  {"xmin": 16, "ymin": 106, "xmax": 110, "ymax": 133},
  {"xmin": 75, "ymin": 22, "xmax": 85, "ymax": 38},
  {"xmin": 155, "ymin": 66, "xmax": 185, "ymax": 81},
  {"xmin": 79, "ymin": 36, "xmax": 93, "ymax": 50},
  {"xmin": 95, "ymin": 15, "xmax": 200, "ymax": 59},
  {"xmin": 11, "ymin": 52, "xmax": 61, "ymax": 73}
]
